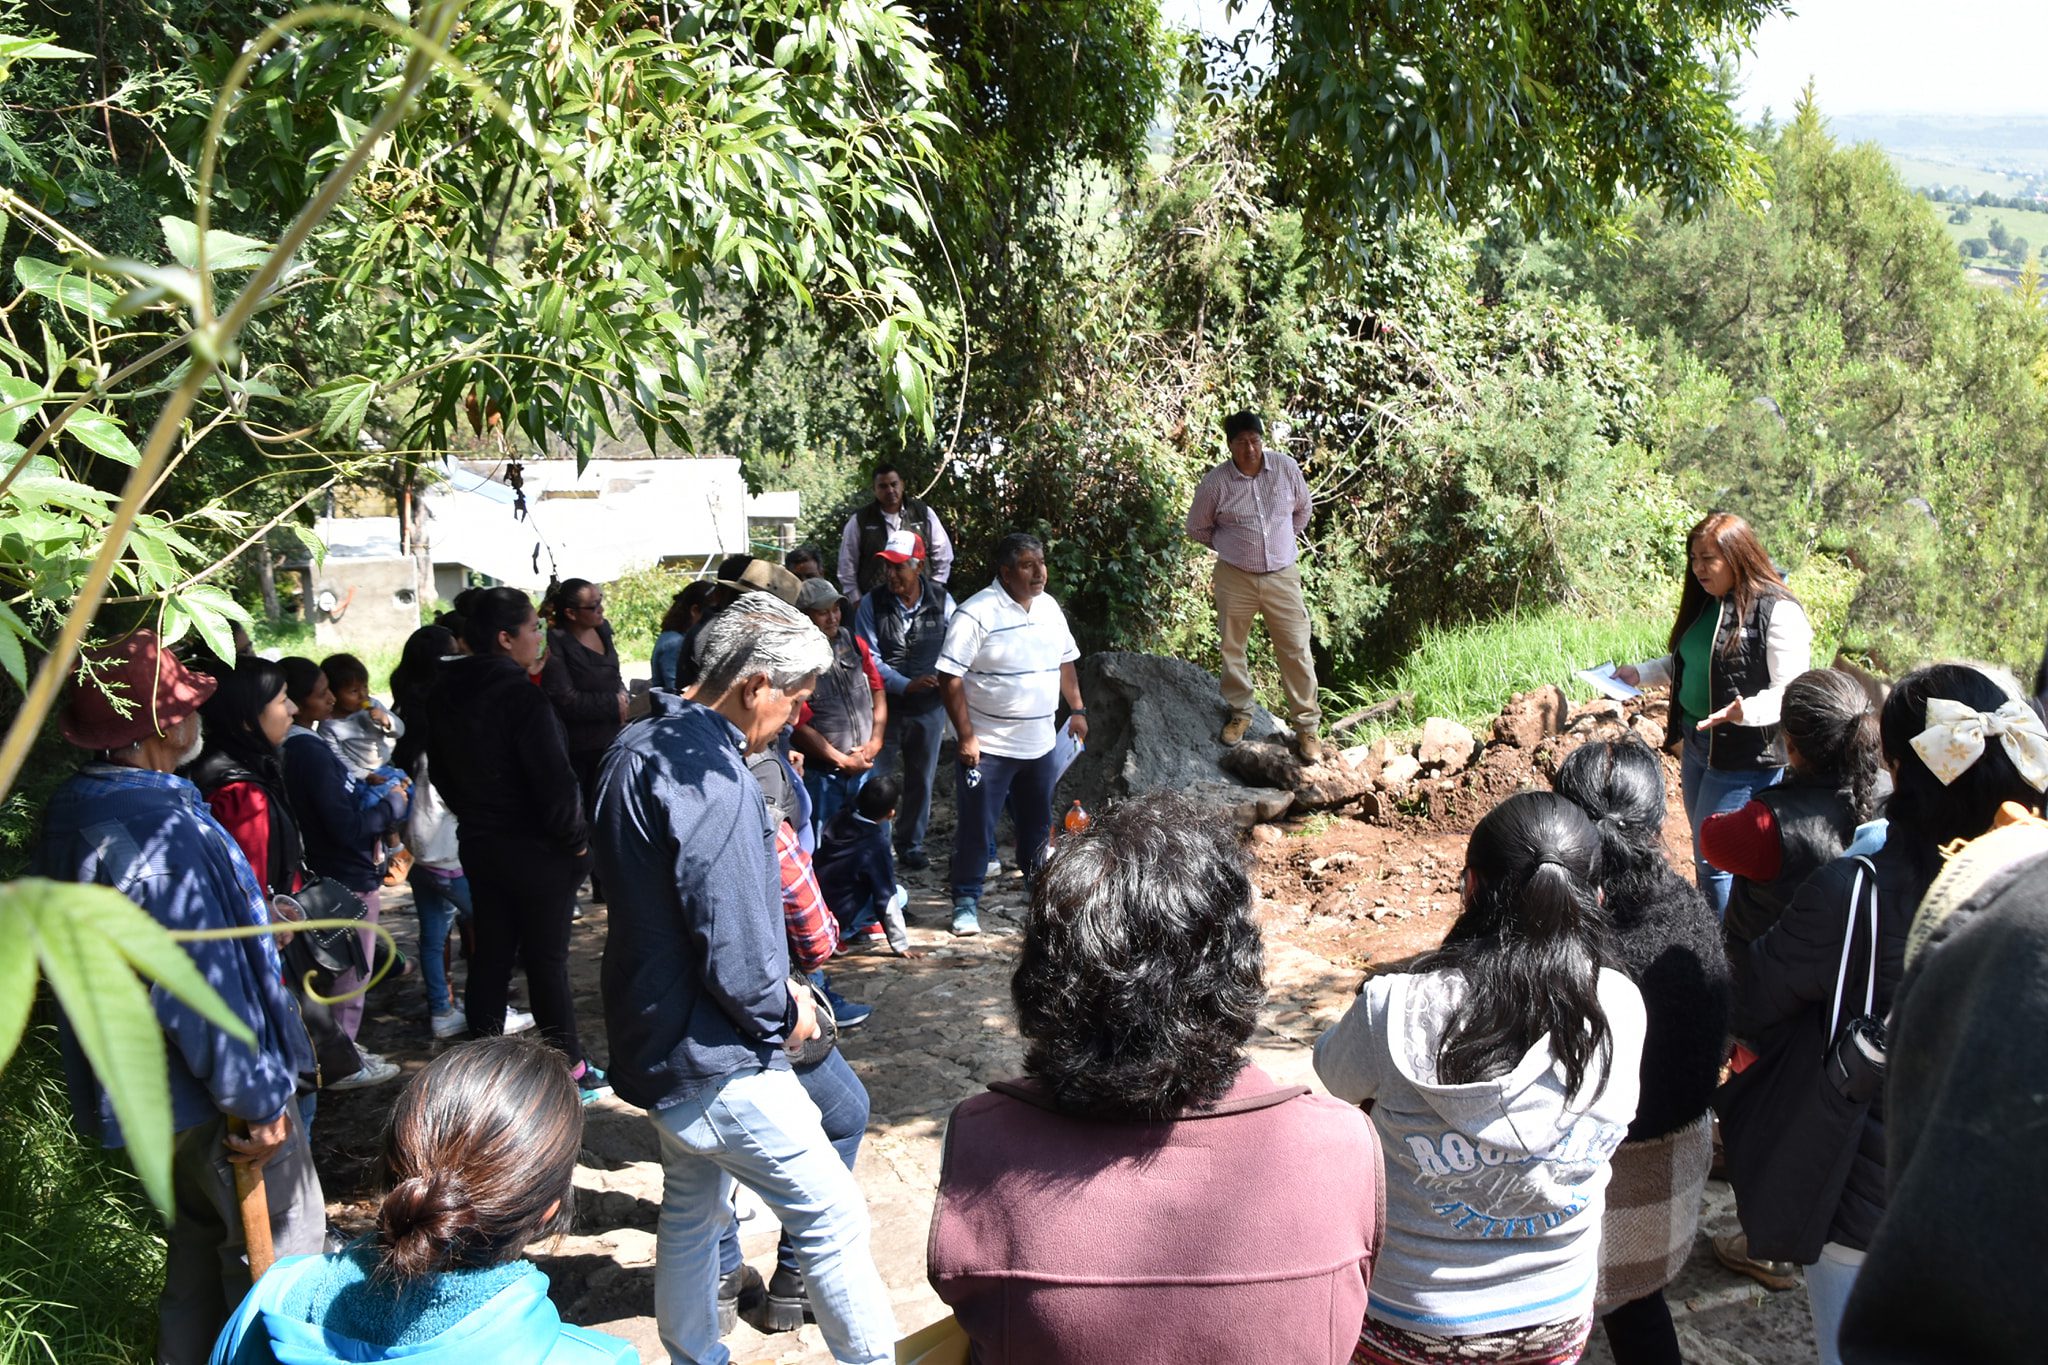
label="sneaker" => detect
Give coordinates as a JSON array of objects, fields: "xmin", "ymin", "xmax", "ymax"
[
  {"xmin": 750, "ymin": 1264, "xmax": 813, "ymax": 1333},
  {"xmin": 327, "ymin": 1050, "xmax": 401, "ymax": 1091},
  {"xmin": 717, "ymin": 1264, "xmax": 765, "ymax": 1336},
  {"xmin": 984, "ymin": 858, "xmax": 1002, "ymax": 880},
  {"xmin": 838, "ymin": 923, "xmax": 887, "ymax": 955},
  {"xmin": 898, "ymin": 849, "xmax": 929, "ymax": 872},
  {"xmin": 1296, "ymin": 728, "xmax": 1325, "ymax": 764},
  {"xmin": 576, "ymin": 1062, "xmax": 613, "ymax": 1106},
  {"xmin": 951, "ymin": 899, "xmax": 981, "ymax": 936},
  {"xmin": 1711, "ymin": 1231, "xmax": 1800, "ymax": 1292},
  {"xmin": 430, "ymin": 1007, "xmax": 467, "ymax": 1039},
  {"xmin": 503, "ymin": 1007, "xmax": 536, "ymax": 1035},
  {"xmin": 1220, "ymin": 712, "xmax": 1251, "ymax": 746}
]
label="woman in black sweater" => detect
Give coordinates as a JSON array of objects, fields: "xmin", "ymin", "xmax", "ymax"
[
  {"xmin": 1554, "ymin": 738, "xmax": 1732, "ymax": 1365},
  {"xmin": 429, "ymin": 588, "xmax": 606, "ymax": 1100},
  {"xmin": 540, "ymin": 577, "xmax": 626, "ymax": 902}
]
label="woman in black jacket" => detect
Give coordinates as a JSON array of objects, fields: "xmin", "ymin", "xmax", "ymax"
[
  {"xmin": 540, "ymin": 578, "xmax": 627, "ymax": 901},
  {"xmin": 1554, "ymin": 739, "xmax": 1732, "ymax": 1365},
  {"xmin": 1732, "ymin": 663, "xmax": 2048, "ymax": 1365},
  {"xmin": 428, "ymin": 588, "xmax": 606, "ymax": 1100}
]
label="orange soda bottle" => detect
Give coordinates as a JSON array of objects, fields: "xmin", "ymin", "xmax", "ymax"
[{"xmin": 1064, "ymin": 800, "xmax": 1091, "ymax": 835}]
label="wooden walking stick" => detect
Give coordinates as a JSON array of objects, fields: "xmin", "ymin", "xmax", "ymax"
[{"xmin": 228, "ymin": 1117, "xmax": 277, "ymax": 1281}]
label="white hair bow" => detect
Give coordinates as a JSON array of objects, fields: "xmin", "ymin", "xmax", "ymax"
[{"xmin": 1910, "ymin": 698, "xmax": 2048, "ymax": 793}]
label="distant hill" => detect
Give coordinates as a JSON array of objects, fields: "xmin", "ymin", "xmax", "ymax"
[{"xmin": 1827, "ymin": 113, "xmax": 2048, "ymax": 201}]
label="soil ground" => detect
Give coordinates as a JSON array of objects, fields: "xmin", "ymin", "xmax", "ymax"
[{"xmin": 310, "ymin": 734, "xmax": 1822, "ymax": 1364}]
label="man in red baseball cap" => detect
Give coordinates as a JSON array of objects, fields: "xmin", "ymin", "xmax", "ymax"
[
  {"xmin": 850, "ymin": 530, "xmax": 956, "ymax": 871},
  {"xmin": 36, "ymin": 630, "xmax": 325, "ymax": 1360}
]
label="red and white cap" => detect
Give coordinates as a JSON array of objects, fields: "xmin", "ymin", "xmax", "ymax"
[{"xmin": 876, "ymin": 530, "xmax": 926, "ymax": 563}]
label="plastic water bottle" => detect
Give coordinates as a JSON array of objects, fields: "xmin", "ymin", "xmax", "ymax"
[{"xmin": 964, "ymin": 765, "xmax": 982, "ymax": 789}]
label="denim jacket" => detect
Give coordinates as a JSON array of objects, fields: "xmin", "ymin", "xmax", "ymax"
[{"xmin": 35, "ymin": 765, "xmax": 312, "ymax": 1142}]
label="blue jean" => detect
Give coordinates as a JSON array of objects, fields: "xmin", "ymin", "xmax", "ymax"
[
  {"xmin": 949, "ymin": 746, "xmax": 1058, "ymax": 902},
  {"xmin": 715, "ymin": 1048, "xmax": 870, "ymax": 1279},
  {"xmin": 1680, "ymin": 732, "xmax": 1782, "ymax": 918},
  {"xmin": 1804, "ymin": 1243, "xmax": 1864, "ymax": 1365},
  {"xmin": 407, "ymin": 865, "xmax": 472, "ymax": 1014},
  {"xmin": 877, "ymin": 705, "xmax": 944, "ymax": 857},
  {"xmin": 803, "ymin": 767, "xmax": 868, "ymax": 846},
  {"xmin": 650, "ymin": 1067, "xmax": 894, "ymax": 1365}
]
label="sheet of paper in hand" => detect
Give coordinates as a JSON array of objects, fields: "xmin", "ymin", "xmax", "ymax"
[{"xmin": 1575, "ymin": 662, "xmax": 1642, "ymax": 702}]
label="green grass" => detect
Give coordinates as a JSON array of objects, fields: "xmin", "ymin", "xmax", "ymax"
[
  {"xmin": 0, "ymin": 1024, "xmax": 164, "ymax": 1365},
  {"xmin": 1326, "ymin": 604, "xmax": 1672, "ymax": 741},
  {"xmin": 250, "ymin": 620, "xmax": 403, "ymax": 696},
  {"xmin": 1888, "ymin": 153, "xmax": 2033, "ymax": 199},
  {"xmin": 1922, "ymin": 198, "xmax": 2048, "ymax": 267}
]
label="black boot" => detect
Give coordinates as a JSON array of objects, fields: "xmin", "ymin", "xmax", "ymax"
[
  {"xmin": 750, "ymin": 1264, "xmax": 813, "ymax": 1333},
  {"xmin": 716, "ymin": 1264, "xmax": 765, "ymax": 1335}
]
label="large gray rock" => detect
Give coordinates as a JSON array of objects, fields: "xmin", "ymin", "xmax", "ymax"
[{"xmin": 1061, "ymin": 652, "xmax": 1286, "ymax": 811}]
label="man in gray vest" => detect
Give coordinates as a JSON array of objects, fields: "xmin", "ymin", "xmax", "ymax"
[
  {"xmin": 836, "ymin": 463, "xmax": 954, "ymax": 607},
  {"xmin": 853, "ymin": 530, "xmax": 955, "ymax": 870}
]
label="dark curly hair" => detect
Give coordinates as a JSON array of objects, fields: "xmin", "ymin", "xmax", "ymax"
[
  {"xmin": 376, "ymin": 1036, "xmax": 580, "ymax": 1281},
  {"xmin": 1010, "ymin": 793, "xmax": 1264, "ymax": 1120}
]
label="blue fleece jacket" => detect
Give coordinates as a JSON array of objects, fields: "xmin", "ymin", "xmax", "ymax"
[
  {"xmin": 35, "ymin": 765, "xmax": 312, "ymax": 1142},
  {"xmin": 208, "ymin": 1249, "xmax": 634, "ymax": 1364}
]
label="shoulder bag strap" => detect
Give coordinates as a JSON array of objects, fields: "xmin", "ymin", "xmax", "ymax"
[{"xmin": 1828, "ymin": 857, "xmax": 1881, "ymax": 1044}]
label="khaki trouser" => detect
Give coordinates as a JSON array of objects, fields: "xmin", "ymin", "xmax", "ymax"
[{"xmin": 1213, "ymin": 559, "xmax": 1321, "ymax": 732}]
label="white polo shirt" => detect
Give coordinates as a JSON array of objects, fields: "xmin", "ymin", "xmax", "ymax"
[{"xmin": 937, "ymin": 581, "xmax": 1080, "ymax": 759}]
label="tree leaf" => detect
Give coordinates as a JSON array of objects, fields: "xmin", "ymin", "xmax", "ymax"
[
  {"xmin": 311, "ymin": 375, "xmax": 376, "ymax": 440},
  {"xmin": 159, "ymin": 216, "xmax": 274, "ymax": 273},
  {"xmin": 64, "ymin": 407, "xmax": 141, "ymax": 466},
  {"xmin": 0, "ymin": 598, "xmax": 29, "ymax": 686},
  {"xmin": 13, "ymin": 256, "xmax": 120, "ymax": 322},
  {"xmin": 177, "ymin": 584, "xmax": 251, "ymax": 662},
  {"xmin": 0, "ymin": 374, "xmax": 41, "ymax": 443},
  {"xmin": 16, "ymin": 879, "xmax": 179, "ymax": 1213},
  {"xmin": 0, "ymin": 895, "xmax": 35, "ymax": 1074}
]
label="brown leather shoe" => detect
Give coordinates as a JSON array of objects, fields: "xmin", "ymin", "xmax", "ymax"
[
  {"xmin": 1296, "ymin": 728, "xmax": 1325, "ymax": 764},
  {"xmin": 1712, "ymin": 1232, "xmax": 1800, "ymax": 1292},
  {"xmin": 1220, "ymin": 713, "xmax": 1251, "ymax": 746}
]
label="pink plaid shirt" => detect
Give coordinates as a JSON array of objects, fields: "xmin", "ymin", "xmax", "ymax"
[
  {"xmin": 1185, "ymin": 450, "xmax": 1312, "ymax": 573},
  {"xmin": 777, "ymin": 820, "xmax": 840, "ymax": 972}
]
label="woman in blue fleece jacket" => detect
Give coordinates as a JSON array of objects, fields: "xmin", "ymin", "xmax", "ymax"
[{"xmin": 209, "ymin": 1037, "xmax": 632, "ymax": 1365}]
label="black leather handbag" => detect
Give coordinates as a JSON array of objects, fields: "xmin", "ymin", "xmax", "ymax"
[
  {"xmin": 273, "ymin": 875, "xmax": 369, "ymax": 980},
  {"xmin": 786, "ymin": 975, "xmax": 839, "ymax": 1068}
]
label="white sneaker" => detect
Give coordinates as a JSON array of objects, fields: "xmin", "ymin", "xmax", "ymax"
[
  {"xmin": 984, "ymin": 858, "xmax": 1002, "ymax": 879},
  {"xmin": 504, "ymin": 1007, "xmax": 536, "ymax": 1035},
  {"xmin": 431, "ymin": 1008, "xmax": 467, "ymax": 1039},
  {"xmin": 328, "ymin": 1051, "xmax": 400, "ymax": 1090}
]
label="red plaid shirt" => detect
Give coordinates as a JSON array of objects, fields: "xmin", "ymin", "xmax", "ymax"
[{"xmin": 777, "ymin": 819, "xmax": 839, "ymax": 971}]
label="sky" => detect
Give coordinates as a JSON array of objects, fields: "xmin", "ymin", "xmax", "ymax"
[
  {"xmin": 1734, "ymin": 0, "xmax": 2047, "ymax": 119},
  {"xmin": 1155, "ymin": 0, "xmax": 2047, "ymax": 120}
]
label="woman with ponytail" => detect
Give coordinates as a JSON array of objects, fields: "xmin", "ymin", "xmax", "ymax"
[
  {"xmin": 1702, "ymin": 668, "xmax": 1885, "ymax": 956},
  {"xmin": 1316, "ymin": 793, "xmax": 1646, "ymax": 1365},
  {"xmin": 1553, "ymin": 741, "xmax": 1730, "ymax": 1365},
  {"xmin": 209, "ymin": 1036, "xmax": 633, "ymax": 1364}
]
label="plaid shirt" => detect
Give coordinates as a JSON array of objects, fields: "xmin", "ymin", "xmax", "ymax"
[{"xmin": 776, "ymin": 820, "xmax": 839, "ymax": 972}]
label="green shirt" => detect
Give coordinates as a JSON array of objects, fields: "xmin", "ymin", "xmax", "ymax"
[{"xmin": 1677, "ymin": 602, "xmax": 1720, "ymax": 721}]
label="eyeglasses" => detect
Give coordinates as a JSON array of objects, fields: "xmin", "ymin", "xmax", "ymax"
[{"xmin": 575, "ymin": 597, "xmax": 604, "ymax": 612}]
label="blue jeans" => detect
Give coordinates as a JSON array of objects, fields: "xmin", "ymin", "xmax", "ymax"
[
  {"xmin": 1680, "ymin": 732, "xmax": 1782, "ymax": 918},
  {"xmin": 877, "ymin": 705, "xmax": 944, "ymax": 857},
  {"xmin": 803, "ymin": 767, "xmax": 869, "ymax": 846},
  {"xmin": 1804, "ymin": 1243, "xmax": 1864, "ymax": 1365},
  {"xmin": 949, "ymin": 747, "xmax": 1058, "ymax": 902},
  {"xmin": 715, "ymin": 1048, "xmax": 870, "ymax": 1279},
  {"xmin": 650, "ymin": 1067, "xmax": 894, "ymax": 1365},
  {"xmin": 407, "ymin": 865, "xmax": 472, "ymax": 1014}
]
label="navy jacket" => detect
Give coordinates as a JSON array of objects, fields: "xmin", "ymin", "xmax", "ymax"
[
  {"xmin": 813, "ymin": 807, "xmax": 895, "ymax": 929},
  {"xmin": 593, "ymin": 693, "xmax": 797, "ymax": 1110},
  {"xmin": 35, "ymin": 765, "xmax": 311, "ymax": 1142},
  {"xmin": 279, "ymin": 728, "xmax": 389, "ymax": 892}
]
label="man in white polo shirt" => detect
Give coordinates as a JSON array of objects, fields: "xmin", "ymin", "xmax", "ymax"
[{"xmin": 935, "ymin": 531, "xmax": 1088, "ymax": 936}]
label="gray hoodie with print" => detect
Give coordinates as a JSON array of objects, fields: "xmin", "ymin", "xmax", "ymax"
[{"xmin": 1314, "ymin": 965, "xmax": 1645, "ymax": 1338}]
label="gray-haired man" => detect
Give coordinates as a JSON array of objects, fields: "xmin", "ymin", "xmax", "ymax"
[{"xmin": 594, "ymin": 592, "xmax": 896, "ymax": 1365}]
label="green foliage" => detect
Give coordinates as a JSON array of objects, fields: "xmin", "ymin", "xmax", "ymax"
[
  {"xmin": 1326, "ymin": 603, "xmax": 1673, "ymax": 741},
  {"xmin": 602, "ymin": 561, "xmax": 705, "ymax": 659},
  {"xmin": 1232, "ymin": 0, "xmax": 1782, "ymax": 262},
  {"xmin": 1785, "ymin": 554, "xmax": 1862, "ymax": 666},
  {"xmin": 0, "ymin": 1024, "xmax": 164, "ymax": 1365},
  {"xmin": 1573, "ymin": 113, "xmax": 2048, "ymax": 675}
]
